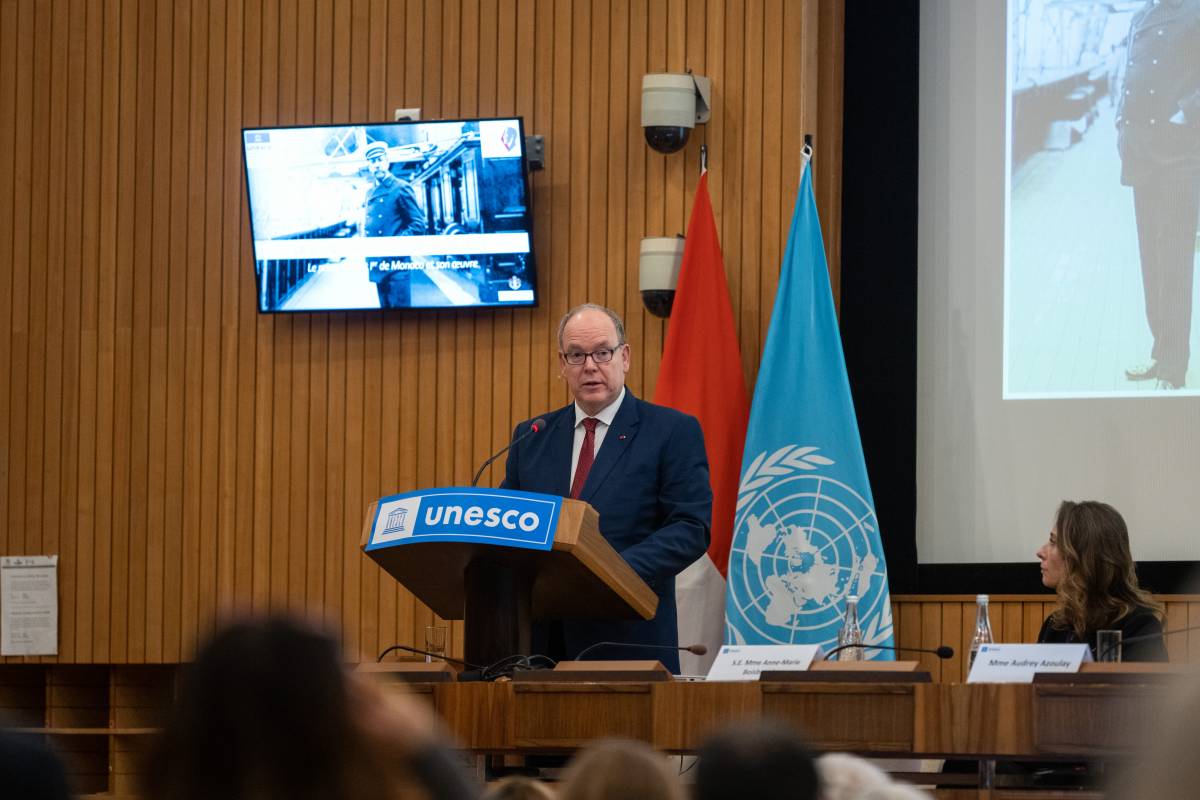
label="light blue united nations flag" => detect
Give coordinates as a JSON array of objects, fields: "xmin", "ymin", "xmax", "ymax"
[{"xmin": 725, "ymin": 155, "xmax": 894, "ymax": 656}]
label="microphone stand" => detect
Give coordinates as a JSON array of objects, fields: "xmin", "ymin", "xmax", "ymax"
[{"xmin": 821, "ymin": 642, "xmax": 954, "ymax": 661}]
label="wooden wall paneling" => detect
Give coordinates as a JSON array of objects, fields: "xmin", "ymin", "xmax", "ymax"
[
  {"xmin": 94, "ymin": 0, "xmax": 125, "ymax": 667},
  {"xmin": 248, "ymin": 0, "xmax": 275, "ymax": 621},
  {"xmin": 759, "ymin": 0, "xmax": 784, "ymax": 354},
  {"xmin": 360, "ymin": 311, "xmax": 382, "ymax": 657},
  {"xmin": 32, "ymin": 1, "xmax": 61, "ymax": 662},
  {"xmin": 423, "ymin": 0, "xmax": 452, "ymax": 651},
  {"xmin": 620, "ymin": 0, "xmax": 646, "ymax": 396},
  {"xmin": 127, "ymin": 0, "xmax": 157, "ymax": 663},
  {"xmin": 75, "ymin": 0, "xmax": 107, "ymax": 664},
  {"xmin": 658, "ymin": 0, "xmax": 685, "ymax": 357},
  {"xmin": 511, "ymin": 0, "xmax": 537, "ymax": 438},
  {"xmin": 1187, "ymin": 602, "xmax": 1200, "ymax": 662},
  {"xmin": 264, "ymin": 0, "xmax": 291, "ymax": 619},
  {"xmin": 342, "ymin": 309, "xmax": 364, "ymax": 656},
  {"xmin": 429, "ymin": 4, "xmax": 458, "ymax": 651},
  {"xmin": 1020, "ymin": 599, "xmax": 1042, "ymax": 643},
  {"xmin": 918, "ymin": 597, "xmax": 942, "ymax": 681},
  {"xmin": 742, "ymin": 0, "xmax": 767, "ymax": 381},
  {"xmin": 638, "ymin": 0, "xmax": 667, "ymax": 397},
  {"xmin": 323, "ymin": 2, "xmax": 350, "ymax": 651},
  {"xmin": 375, "ymin": 331, "xmax": 399, "ymax": 651},
  {"xmin": 340, "ymin": 0, "xmax": 369, "ymax": 659},
  {"xmin": 196, "ymin": 0, "xmax": 222, "ymax": 648},
  {"xmin": 815, "ymin": 0, "xmax": 843, "ymax": 291},
  {"xmin": 605, "ymin": 0, "xmax": 630, "ymax": 402},
  {"xmin": 221, "ymin": 0, "xmax": 248, "ymax": 627},
  {"xmin": 1003, "ymin": 600, "xmax": 1023, "ymax": 645},
  {"xmin": 569, "ymin": 0, "xmax": 591, "ymax": 321},
  {"xmin": 177, "ymin": 0, "xmax": 207, "ymax": 659},
  {"xmin": 722, "ymin": 0, "xmax": 748, "ymax": 393},
  {"xmin": 25, "ymin": 0, "xmax": 49, "ymax": 627},
  {"xmin": 35, "ymin": 0, "xmax": 63, "ymax": 659},
  {"xmin": 587, "ymin": 0, "xmax": 609, "ymax": 310},
  {"xmin": 164, "ymin": 0, "xmax": 196, "ymax": 662},
  {"xmin": 286, "ymin": 1, "xmax": 314, "ymax": 627},
  {"xmin": 525, "ymin": 0, "xmax": 551, "ymax": 433},
  {"xmin": 682, "ymin": 0, "xmax": 704, "ymax": 217},
  {"xmin": 470, "ymin": 2, "xmax": 495, "ymax": 493},
  {"xmin": 1, "ymin": 0, "xmax": 845, "ymax": 665},
  {"xmin": 23, "ymin": 0, "xmax": 39, "ymax": 577},
  {"xmin": 58, "ymin": 0, "xmax": 90, "ymax": 666},
  {"xmin": 1164, "ymin": 599, "xmax": 1189, "ymax": 663},
  {"xmin": 941, "ymin": 599, "xmax": 963, "ymax": 683},
  {"xmin": 145, "ymin": 0, "xmax": 176, "ymax": 663},
  {"xmin": 0, "ymin": 0, "xmax": 15, "ymax": 563},
  {"xmin": 107, "ymin": 0, "xmax": 138, "ymax": 664},
  {"xmin": 361, "ymin": 0, "xmax": 388, "ymax": 653}
]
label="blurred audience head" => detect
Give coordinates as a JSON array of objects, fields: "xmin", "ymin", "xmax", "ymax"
[
  {"xmin": 558, "ymin": 739, "xmax": 683, "ymax": 800},
  {"xmin": 816, "ymin": 753, "xmax": 891, "ymax": 800},
  {"xmin": 482, "ymin": 776, "xmax": 557, "ymax": 800},
  {"xmin": 142, "ymin": 615, "xmax": 466, "ymax": 800},
  {"xmin": 0, "ymin": 729, "xmax": 71, "ymax": 800},
  {"xmin": 694, "ymin": 720, "xmax": 819, "ymax": 800}
]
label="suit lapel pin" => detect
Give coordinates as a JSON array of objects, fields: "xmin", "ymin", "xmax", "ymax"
[{"xmin": 618, "ymin": 434, "xmax": 627, "ymax": 440}]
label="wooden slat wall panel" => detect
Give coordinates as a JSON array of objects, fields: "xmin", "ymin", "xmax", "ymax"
[
  {"xmin": 891, "ymin": 595, "xmax": 1200, "ymax": 681},
  {"xmin": 1, "ymin": 0, "xmax": 845, "ymax": 665}
]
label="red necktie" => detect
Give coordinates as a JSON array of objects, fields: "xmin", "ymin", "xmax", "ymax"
[{"xmin": 570, "ymin": 418, "xmax": 599, "ymax": 499}]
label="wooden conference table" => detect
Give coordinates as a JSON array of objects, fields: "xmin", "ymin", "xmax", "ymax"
[{"xmin": 363, "ymin": 662, "xmax": 1180, "ymax": 759}]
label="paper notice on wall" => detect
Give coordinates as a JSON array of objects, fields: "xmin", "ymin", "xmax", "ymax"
[{"xmin": 1, "ymin": 555, "xmax": 59, "ymax": 656}]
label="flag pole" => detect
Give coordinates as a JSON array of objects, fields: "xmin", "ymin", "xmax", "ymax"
[{"xmin": 700, "ymin": 143, "xmax": 708, "ymax": 175}]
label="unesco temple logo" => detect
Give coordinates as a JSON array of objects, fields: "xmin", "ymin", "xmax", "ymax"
[{"xmin": 726, "ymin": 445, "xmax": 893, "ymax": 650}]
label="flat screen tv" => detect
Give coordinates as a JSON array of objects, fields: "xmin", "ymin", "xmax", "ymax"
[{"xmin": 242, "ymin": 117, "xmax": 538, "ymax": 312}]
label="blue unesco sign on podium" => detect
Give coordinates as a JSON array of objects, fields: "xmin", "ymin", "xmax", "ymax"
[{"xmin": 365, "ymin": 487, "xmax": 563, "ymax": 552}]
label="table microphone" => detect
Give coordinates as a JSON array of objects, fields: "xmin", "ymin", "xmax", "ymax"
[
  {"xmin": 574, "ymin": 641, "xmax": 709, "ymax": 661},
  {"xmin": 471, "ymin": 417, "xmax": 547, "ymax": 487},
  {"xmin": 821, "ymin": 642, "xmax": 954, "ymax": 661}
]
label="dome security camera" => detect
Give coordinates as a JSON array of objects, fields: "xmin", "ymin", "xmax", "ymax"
[
  {"xmin": 641, "ymin": 73, "xmax": 711, "ymax": 155},
  {"xmin": 639, "ymin": 236, "xmax": 686, "ymax": 317}
]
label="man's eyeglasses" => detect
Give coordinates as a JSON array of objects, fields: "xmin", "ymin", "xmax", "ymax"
[{"xmin": 562, "ymin": 346, "xmax": 623, "ymax": 366}]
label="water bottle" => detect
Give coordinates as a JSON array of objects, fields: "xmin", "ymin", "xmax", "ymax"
[
  {"xmin": 969, "ymin": 593, "xmax": 994, "ymax": 670},
  {"xmin": 837, "ymin": 595, "xmax": 864, "ymax": 661}
]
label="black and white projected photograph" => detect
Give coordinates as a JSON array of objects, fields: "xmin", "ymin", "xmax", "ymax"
[
  {"xmin": 1005, "ymin": 0, "xmax": 1200, "ymax": 398},
  {"xmin": 242, "ymin": 118, "xmax": 537, "ymax": 313}
]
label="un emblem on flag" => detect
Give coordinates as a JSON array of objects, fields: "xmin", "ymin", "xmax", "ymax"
[{"xmin": 726, "ymin": 445, "xmax": 893, "ymax": 649}]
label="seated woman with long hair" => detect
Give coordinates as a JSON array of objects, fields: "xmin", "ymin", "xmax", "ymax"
[{"xmin": 1036, "ymin": 500, "xmax": 1166, "ymax": 661}]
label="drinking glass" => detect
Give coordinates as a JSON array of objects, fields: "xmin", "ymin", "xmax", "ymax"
[
  {"xmin": 424, "ymin": 625, "xmax": 448, "ymax": 663},
  {"xmin": 1096, "ymin": 629, "xmax": 1122, "ymax": 662}
]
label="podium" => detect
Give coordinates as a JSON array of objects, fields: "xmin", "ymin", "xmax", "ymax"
[{"xmin": 362, "ymin": 487, "xmax": 658, "ymax": 668}]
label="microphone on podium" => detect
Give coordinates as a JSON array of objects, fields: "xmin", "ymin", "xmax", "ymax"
[
  {"xmin": 574, "ymin": 641, "xmax": 709, "ymax": 661},
  {"xmin": 821, "ymin": 642, "xmax": 954, "ymax": 661},
  {"xmin": 471, "ymin": 417, "xmax": 547, "ymax": 487}
]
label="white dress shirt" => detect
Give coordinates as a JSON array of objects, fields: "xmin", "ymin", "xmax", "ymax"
[{"xmin": 570, "ymin": 387, "xmax": 625, "ymax": 487}]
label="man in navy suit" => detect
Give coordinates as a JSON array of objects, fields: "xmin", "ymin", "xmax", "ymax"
[{"xmin": 501, "ymin": 303, "xmax": 712, "ymax": 673}]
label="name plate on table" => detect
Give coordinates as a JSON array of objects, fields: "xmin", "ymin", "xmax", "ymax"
[
  {"xmin": 707, "ymin": 645, "xmax": 820, "ymax": 681},
  {"xmin": 967, "ymin": 643, "xmax": 1092, "ymax": 683},
  {"xmin": 365, "ymin": 487, "xmax": 562, "ymax": 552}
]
